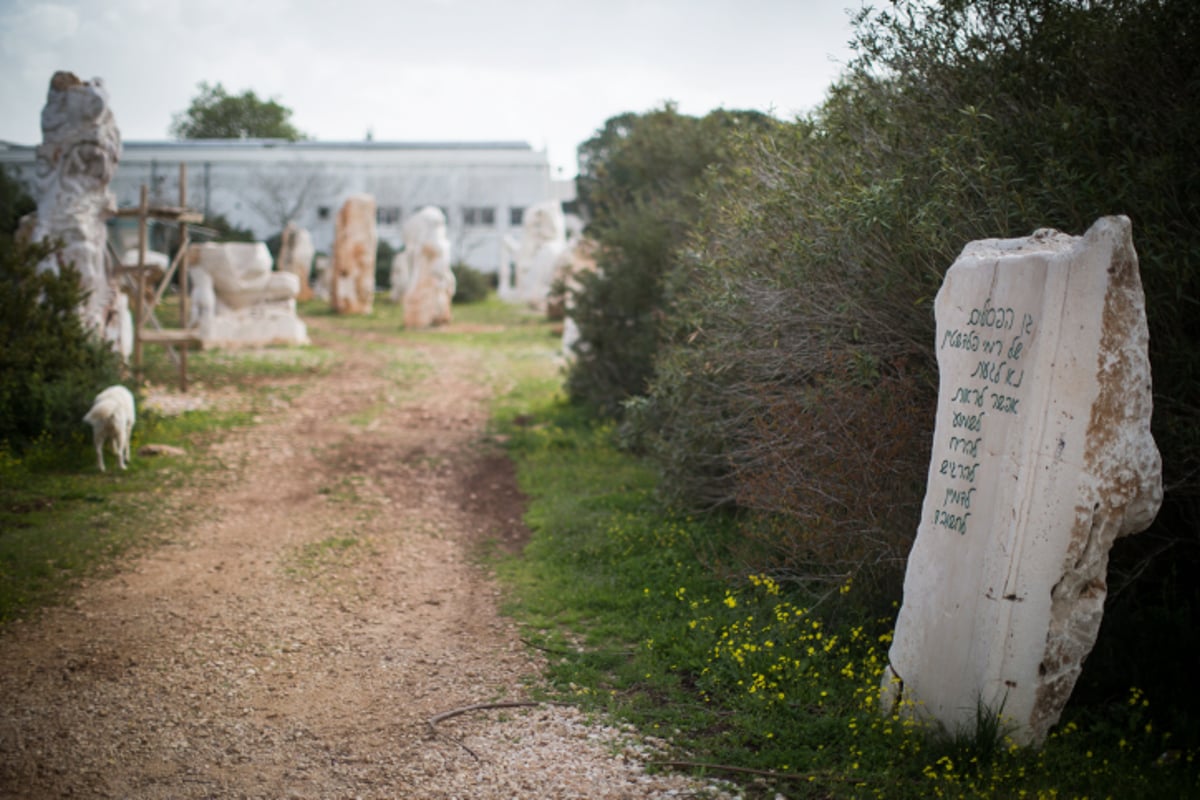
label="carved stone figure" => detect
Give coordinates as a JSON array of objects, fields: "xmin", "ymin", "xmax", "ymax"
[
  {"xmin": 389, "ymin": 250, "xmax": 410, "ymax": 300},
  {"xmin": 501, "ymin": 200, "xmax": 566, "ymax": 309},
  {"xmin": 29, "ymin": 71, "xmax": 128, "ymax": 354},
  {"xmin": 311, "ymin": 255, "xmax": 331, "ymax": 302},
  {"xmin": 882, "ymin": 216, "xmax": 1162, "ymax": 746},
  {"xmin": 277, "ymin": 221, "xmax": 316, "ymax": 301},
  {"xmin": 395, "ymin": 206, "xmax": 455, "ymax": 329},
  {"xmin": 331, "ymin": 194, "xmax": 377, "ymax": 314},
  {"xmin": 186, "ymin": 242, "xmax": 308, "ymax": 347},
  {"xmin": 554, "ymin": 236, "xmax": 598, "ymax": 360}
]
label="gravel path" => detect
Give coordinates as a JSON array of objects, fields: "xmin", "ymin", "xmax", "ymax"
[{"xmin": 0, "ymin": 314, "xmax": 736, "ymax": 799}]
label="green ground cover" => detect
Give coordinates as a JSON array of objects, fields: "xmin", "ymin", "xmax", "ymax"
[
  {"xmin": 0, "ymin": 345, "xmax": 322, "ymax": 624},
  {"xmin": 4, "ymin": 296, "xmax": 1194, "ymax": 797},
  {"xmin": 0, "ymin": 295, "xmax": 552, "ymax": 626},
  {"xmin": 494, "ymin": 393, "xmax": 1200, "ymax": 799}
]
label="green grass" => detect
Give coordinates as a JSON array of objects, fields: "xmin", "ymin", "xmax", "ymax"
[
  {"xmin": 12, "ymin": 292, "xmax": 1189, "ymax": 797},
  {"xmin": 0, "ymin": 292, "xmax": 555, "ymax": 627},
  {"xmin": 2, "ymin": 306, "xmax": 326, "ymax": 624},
  {"xmin": 0, "ymin": 403, "xmax": 236, "ymax": 624},
  {"xmin": 492, "ymin": 394, "xmax": 1200, "ymax": 799}
]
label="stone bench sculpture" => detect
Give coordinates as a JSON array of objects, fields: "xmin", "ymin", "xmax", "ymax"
[{"xmin": 186, "ymin": 242, "xmax": 309, "ymax": 348}]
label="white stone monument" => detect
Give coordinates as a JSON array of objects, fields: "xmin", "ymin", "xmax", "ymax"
[
  {"xmin": 29, "ymin": 71, "xmax": 130, "ymax": 356},
  {"xmin": 501, "ymin": 199, "xmax": 566, "ymax": 309},
  {"xmin": 187, "ymin": 242, "xmax": 309, "ymax": 348},
  {"xmin": 278, "ymin": 221, "xmax": 316, "ymax": 301},
  {"xmin": 311, "ymin": 255, "xmax": 331, "ymax": 302},
  {"xmin": 394, "ymin": 206, "xmax": 455, "ymax": 329},
  {"xmin": 332, "ymin": 194, "xmax": 376, "ymax": 315},
  {"xmin": 882, "ymin": 216, "xmax": 1162, "ymax": 746},
  {"xmin": 556, "ymin": 236, "xmax": 598, "ymax": 360},
  {"xmin": 388, "ymin": 250, "xmax": 410, "ymax": 301}
]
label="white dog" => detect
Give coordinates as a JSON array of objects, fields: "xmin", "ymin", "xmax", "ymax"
[{"xmin": 83, "ymin": 385, "xmax": 135, "ymax": 472}]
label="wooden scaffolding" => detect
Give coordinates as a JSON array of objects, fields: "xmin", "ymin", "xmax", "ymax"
[{"xmin": 112, "ymin": 164, "xmax": 203, "ymax": 390}]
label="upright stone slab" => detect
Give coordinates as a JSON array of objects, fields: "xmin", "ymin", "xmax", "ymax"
[
  {"xmin": 501, "ymin": 199, "xmax": 566, "ymax": 309},
  {"xmin": 883, "ymin": 216, "xmax": 1162, "ymax": 746},
  {"xmin": 331, "ymin": 194, "xmax": 376, "ymax": 314},
  {"xmin": 278, "ymin": 221, "xmax": 315, "ymax": 301},
  {"xmin": 396, "ymin": 206, "xmax": 455, "ymax": 329}
]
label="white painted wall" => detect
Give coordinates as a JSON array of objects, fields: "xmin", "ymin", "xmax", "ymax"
[{"xmin": 0, "ymin": 138, "xmax": 577, "ymax": 274}]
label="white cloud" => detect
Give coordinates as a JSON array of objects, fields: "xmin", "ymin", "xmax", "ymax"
[
  {"xmin": 0, "ymin": 0, "xmax": 860, "ymax": 176},
  {"xmin": 1, "ymin": 3, "xmax": 79, "ymax": 51}
]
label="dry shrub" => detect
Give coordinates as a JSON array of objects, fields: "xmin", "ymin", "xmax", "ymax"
[{"xmin": 733, "ymin": 361, "xmax": 930, "ymax": 595}]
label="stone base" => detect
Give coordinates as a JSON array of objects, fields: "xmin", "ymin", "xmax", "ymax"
[{"xmin": 197, "ymin": 304, "xmax": 309, "ymax": 349}]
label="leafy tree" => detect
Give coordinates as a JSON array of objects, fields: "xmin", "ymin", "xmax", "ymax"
[
  {"xmin": 631, "ymin": 0, "xmax": 1200, "ymax": 733},
  {"xmin": 567, "ymin": 105, "xmax": 774, "ymax": 416},
  {"xmin": 170, "ymin": 82, "xmax": 306, "ymax": 141},
  {"xmin": 203, "ymin": 212, "xmax": 256, "ymax": 243}
]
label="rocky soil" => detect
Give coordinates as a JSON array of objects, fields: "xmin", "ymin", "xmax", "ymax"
[{"xmin": 0, "ymin": 314, "xmax": 735, "ymax": 799}]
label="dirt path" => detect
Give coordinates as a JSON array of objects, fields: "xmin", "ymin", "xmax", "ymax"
[{"xmin": 0, "ymin": 315, "xmax": 732, "ymax": 799}]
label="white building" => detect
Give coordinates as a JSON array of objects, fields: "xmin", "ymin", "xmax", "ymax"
[{"xmin": 0, "ymin": 138, "xmax": 576, "ymax": 274}]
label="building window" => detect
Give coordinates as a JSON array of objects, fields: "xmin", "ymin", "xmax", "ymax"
[
  {"xmin": 510, "ymin": 207, "xmax": 524, "ymax": 226},
  {"xmin": 377, "ymin": 206, "xmax": 402, "ymax": 225},
  {"xmin": 463, "ymin": 206, "xmax": 496, "ymax": 227}
]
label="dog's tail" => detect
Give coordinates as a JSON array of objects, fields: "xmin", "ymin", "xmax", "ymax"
[{"xmin": 83, "ymin": 399, "xmax": 115, "ymax": 426}]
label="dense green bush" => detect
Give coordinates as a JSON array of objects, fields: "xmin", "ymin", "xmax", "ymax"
[
  {"xmin": 632, "ymin": 0, "xmax": 1199, "ymax": 589},
  {"xmin": 0, "ymin": 166, "xmax": 34, "ymax": 233},
  {"xmin": 451, "ymin": 262, "xmax": 490, "ymax": 304},
  {"xmin": 0, "ymin": 238, "xmax": 124, "ymax": 452},
  {"xmin": 566, "ymin": 106, "xmax": 776, "ymax": 416},
  {"xmin": 374, "ymin": 239, "xmax": 396, "ymax": 290},
  {"xmin": 623, "ymin": 0, "xmax": 1198, "ymax": 725},
  {"xmin": 0, "ymin": 169, "xmax": 124, "ymax": 452}
]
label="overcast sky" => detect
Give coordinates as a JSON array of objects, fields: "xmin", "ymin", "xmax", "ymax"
[{"xmin": 0, "ymin": 0, "xmax": 863, "ymax": 177}]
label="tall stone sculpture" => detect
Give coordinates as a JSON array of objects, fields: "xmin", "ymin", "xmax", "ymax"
[
  {"xmin": 394, "ymin": 206, "xmax": 455, "ymax": 329},
  {"xmin": 30, "ymin": 71, "xmax": 129, "ymax": 355},
  {"xmin": 331, "ymin": 194, "xmax": 376, "ymax": 314},
  {"xmin": 882, "ymin": 216, "xmax": 1162, "ymax": 746},
  {"xmin": 501, "ymin": 200, "xmax": 566, "ymax": 309},
  {"xmin": 277, "ymin": 221, "xmax": 316, "ymax": 301},
  {"xmin": 554, "ymin": 236, "xmax": 598, "ymax": 360},
  {"xmin": 311, "ymin": 255, "xmax": 331, "ymax": 302}
]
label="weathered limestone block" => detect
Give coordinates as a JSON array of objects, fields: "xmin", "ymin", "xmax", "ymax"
[
  {"xmin": 556, "ymin": 236, "xmax": 598, "ymax": 360},
  {"xmin": 311, "ymin": 255, "xmax": 331, "ymax": 302},
  {"xmin": 395, "ymin": 206, "xmax": 455, "ymax": 329},
  {"xmin": 389, "ymin": 250, "xmax": 410, "ymax": 301},
  {"xmin": 501, "ymin": 199, "xmax": 565, "ymax": 309},
  {"xmin": 331, "ymin": 194, "xmax": 377, "ymax": 314},
  {"xmin": 120, "ymin": 248, "xmax": 169, "ymax": 304},
  {"xmin": 882, "ymin": 216, "xmax": 1162, "ymax": 746},
  {"xmin": 30, "ymin": 71, "xmax": 128, "ymax": 353},
  {"xmin": 187, "ymin": 242, "xmax": 308, "ymax": 348},
  {"xmin": 278, "ymin": 221, "xmax": 316, "ymax": 301}
]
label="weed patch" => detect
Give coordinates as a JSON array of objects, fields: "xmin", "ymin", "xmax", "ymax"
[{"xmin": 496, "ymin": 396, "xmax": 1200, "ymax": 798}]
